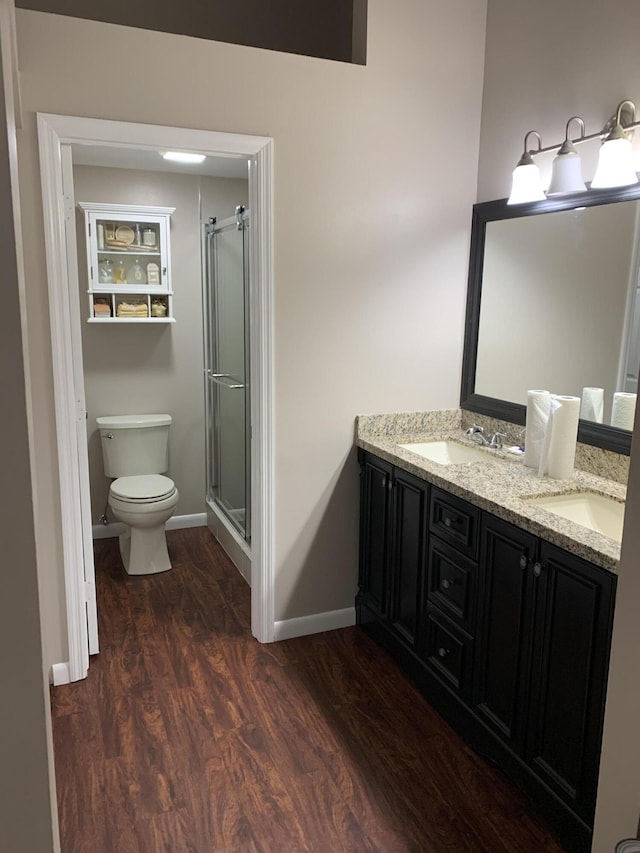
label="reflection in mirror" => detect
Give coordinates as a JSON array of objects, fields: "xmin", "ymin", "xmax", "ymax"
[
  {"xmin": 476, "ymin": 202, "xmax": 639, "ymax": 420},
  {"xmin": 461, "ymin": 184, "xmax": 640, "ymax": 455}
]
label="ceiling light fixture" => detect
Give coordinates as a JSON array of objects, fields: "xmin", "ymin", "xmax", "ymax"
[
  {"xmin": 507, "ymin": 99, "xmax": 640, "ymax": 204},
  {"xmin": 162, "ymin": 151, "xmax": 207, "ymax": 164}
]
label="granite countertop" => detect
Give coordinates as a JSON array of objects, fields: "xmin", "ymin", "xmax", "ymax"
[{"xmin": 356, "ymin": 410, "xmax": 626, "ymax": 574}]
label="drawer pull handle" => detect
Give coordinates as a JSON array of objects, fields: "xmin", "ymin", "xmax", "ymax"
[
  {"xmin": 533, "ymin": 561, "xmax": 543, "ymax": 577},
  {"xmin": 441, "ymin": 578, "xmax": 455, "ymax": 590},
  {"xmin": 437, "ymin": 647, "xmax": 450, "ymax": 658},
  {"xmin": 519, "ymin": 555, "xmax": 528, "ymax": 570}
]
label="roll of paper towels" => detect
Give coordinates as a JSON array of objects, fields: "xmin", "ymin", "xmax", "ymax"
[
  {"xmin": 524, "ymin": 390, "xmax": 551, "ymax": 470},
  {"xmin": 580, "ymin": 387, "xmax": 604, "ymax": 423},
  {"xmin": 538, "ymin": 395, "xmax": 581, "ymax": 480},
  {"xmin": 611, "ymin": 392, "xmax": 637, "ymax": 430}
]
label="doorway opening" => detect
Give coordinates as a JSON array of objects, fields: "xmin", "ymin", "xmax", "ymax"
[{"xmin": 37, "ymin": 113, "xmax": 275, "ymax": 683}]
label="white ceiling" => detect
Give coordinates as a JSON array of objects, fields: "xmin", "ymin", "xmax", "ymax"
[{"xmin": 70, "ymin": 143, "xmax": 249, "ymax": 180}]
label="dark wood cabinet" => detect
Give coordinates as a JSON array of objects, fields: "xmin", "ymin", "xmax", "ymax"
[
  {"xmin": 525, "ymin": 541, "xmax": 616, "ymax": 824},
  {"xmin": 357, "ymin": 450, "xmax": 428, "ymax": 652},
  {"xmin": 427, "ymin": 536, "xmax": 477, "ymax": 635},
  {"xmin": 423, "ymin": 603, "xmax": 474, "ymax": 700},
  {"xmin": 474, "ymin": 515, "xmax": 538, "ymax": 752},
  {"xmin": 358, "ymin": 453, "xmax": 393, "ymax": 620},
  {"xmin": 387, "ymin": 467, "xmax": 429, "ymax": 648},
  {"xmin": 357, "ymin": 450, "xmax": 617, "ymax": 853},
  {"xmin": 475, "ymin": 517, "xmax": 616, "ymax": 825}
]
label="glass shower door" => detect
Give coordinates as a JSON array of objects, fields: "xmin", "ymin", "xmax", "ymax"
[{"xmin": 204, "ymin": 207, "xmax": 250, "ymax": 543}]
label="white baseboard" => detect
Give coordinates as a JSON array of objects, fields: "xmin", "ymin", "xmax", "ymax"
[
  {"xmin": 273, "ymin": 607, "xmax": 356, "ymax": 642},
  {"xmin": 92, "ymin": 512, "xmax": 207, "ymax": 540},
  {"xmin": 50, "ymin": 661, "xmax": 70, "ymax": 686},
  {"xmin": 167, "ymin": 512, "xmax": 207, "ymax": 531}
]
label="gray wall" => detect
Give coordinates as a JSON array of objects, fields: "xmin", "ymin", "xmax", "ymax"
[
  {"xmin": 73, "ymin": 165, "xmax": 247, "ymax": 522},
  {"xmin": 0, "ymin": 9, "xmax": 58, "ymax": 849},
  {"xmin": 15, "ymin": 0, "xmax": 487, "ymax": 670},
  {"xmin": 478, "ymin": 1, "xmax": 640, "ymax": 848}
]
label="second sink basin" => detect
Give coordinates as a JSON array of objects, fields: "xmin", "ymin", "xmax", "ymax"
[
  {"xmin": 398, "ymin": 439, "xmax": 500, "ymax": 466},
  {"xmin": 525, "ymin": 491, "xmax": 625, "ymax": 542}
]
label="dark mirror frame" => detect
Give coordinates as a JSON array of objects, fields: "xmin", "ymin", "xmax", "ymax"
[{"xmin": 460, "ymin": 183, "xmax": 640, "ymax": 456}]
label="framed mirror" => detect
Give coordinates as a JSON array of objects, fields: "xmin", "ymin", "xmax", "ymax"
[{"xmin": 460, "ymin": 183, "xmax": 640, "ymax": 455}]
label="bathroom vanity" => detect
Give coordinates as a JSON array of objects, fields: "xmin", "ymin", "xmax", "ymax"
[{"xmin": 355, "ymin": 412, "xmax": 623, "ymax": 853}]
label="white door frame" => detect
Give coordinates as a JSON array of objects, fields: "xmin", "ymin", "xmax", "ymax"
[{"xmin": 37, "ymin": 113, "xmax": 275, "ymax": 682}]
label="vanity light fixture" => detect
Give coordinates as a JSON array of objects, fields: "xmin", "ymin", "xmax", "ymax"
[
  {"xmin": 591, "ymin": 100, "xmax": 638, "ymax": 188},
  {"xmin": 162, "ymin": 151, "xmax": 207, "ymax": 164},
  {"xmin": 507, "ymin": 131, "xmax": 546, "ymax": 205},
  {"xmin": 508, "ymin": 99, "xmax": 640, "ymax": 203},
  {"xmin": 547, "ymin": 117, "xmax": 587, "ymax": 196}
]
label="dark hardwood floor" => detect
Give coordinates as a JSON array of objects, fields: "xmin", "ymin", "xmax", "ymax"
[{"xmin": 51, "ymin": 527, "xmax": 566, "ymax": 852}]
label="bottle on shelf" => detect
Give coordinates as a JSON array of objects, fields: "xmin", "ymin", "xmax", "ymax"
[
  {"xmin": 146, "ymin": 262, "xmax": 160, "ymax": 284},
  {"xmin": 128, "ymin": 259, "xmax": 146, "ymax": 284},
  {"xmin": 98, "ymin": 258, "xmax": 114, "ymax": 284},
  {"xmin": 114, "ymin": 259, "xmax": 127, "ymax": 283}
]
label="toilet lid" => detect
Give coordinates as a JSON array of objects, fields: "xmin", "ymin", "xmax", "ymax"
[{"xmin": 110, "ymin": 474, "xmax": 176, "ymax": 502}]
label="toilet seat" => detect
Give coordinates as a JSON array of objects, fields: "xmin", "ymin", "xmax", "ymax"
[{"xmin": 111, "ymin": 474, "xmax": 176, "ymax": 503}]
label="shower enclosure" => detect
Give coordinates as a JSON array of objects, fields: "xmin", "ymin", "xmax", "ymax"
[{"xmin": 203, "ymin": 205, "xmax": 251, "ymax": 545}]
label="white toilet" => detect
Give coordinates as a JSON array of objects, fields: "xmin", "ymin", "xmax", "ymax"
[{"xmin": 97, "ymin": 414, "xmax": 179, "ymax": 575}]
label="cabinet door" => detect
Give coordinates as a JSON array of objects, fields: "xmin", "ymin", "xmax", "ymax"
[
  {"xmin": 358, "ymin": 453, "xmax": 393, "ymax": 619},
  {"xmin": 526, "ymin": 542, "xmax": 616, "ymax": 823},
  {"xmin": 388, "ymin": 468, "xmax": 428, "ymax": 649},
  {"xmin": 474, "ymin": 515, "xmax": 538, "ymax": 752}
]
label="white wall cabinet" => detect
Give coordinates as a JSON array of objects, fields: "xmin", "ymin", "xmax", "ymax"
[{"xmin": 79, "ymin": 202, "xmax": 176, "ymax": 323}]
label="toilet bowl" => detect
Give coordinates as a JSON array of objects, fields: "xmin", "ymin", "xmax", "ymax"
[
  {"xmin": 96, "ymin": 414, "xmax": 178, "ymax": 575},
  {"xmin": 108, "ymin": 474, "xmax": 179, "ymax": 575}
]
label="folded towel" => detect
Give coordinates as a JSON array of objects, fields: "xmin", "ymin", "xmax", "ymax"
[{"xmin": 116, "ymin": 302, "xmax": 148, "ymax": 317}]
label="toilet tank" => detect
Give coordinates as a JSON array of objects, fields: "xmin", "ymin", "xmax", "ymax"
[{"xmin": 96, "ymin": 414, "xmax": 171, "ymax": 478}]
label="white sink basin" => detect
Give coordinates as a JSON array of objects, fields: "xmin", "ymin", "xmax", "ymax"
[
  {"xmin": 398, "ymin": 439, "xmax": 500, "ymax": 466},
  {"xmin": 525, "ymin": 492, "xmax": 625, "ymax": 542}
]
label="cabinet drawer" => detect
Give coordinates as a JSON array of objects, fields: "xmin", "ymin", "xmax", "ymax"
[
  {"xmin": 424, "ymin": 605, "xmax": 473, "ymax": 700},
  {"xmin": 427, "ymin": 537, "xmax": 477, "ymax": 635},
  {"xmin": 430, "ymin": 487, "xmax": 480, "ymax": 559}
]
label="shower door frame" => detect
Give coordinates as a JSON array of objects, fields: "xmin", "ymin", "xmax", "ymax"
[
  {"xmin": 37, "ymin": 113, "xmax": 275, "ymax": 682},
  {"xmin": 205, "ymin": 209, "xmax": 252, "ymax": 544}
]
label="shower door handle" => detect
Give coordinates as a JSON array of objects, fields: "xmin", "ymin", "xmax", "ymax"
[{"xmin": 208, "ymin": 371, "xmax": 245, "ymax": 390}]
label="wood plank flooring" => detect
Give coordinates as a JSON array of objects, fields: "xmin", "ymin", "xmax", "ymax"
[{"xmin": 51, "ymin": 527, "xmax": 566, "ymax": 852}]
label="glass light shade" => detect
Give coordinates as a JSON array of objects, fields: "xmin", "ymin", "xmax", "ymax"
[
  {"xmin": 507, "ymin": 162, "xmax": 546, "ymax": 205},
  {"xmin": 591, "ymin": 137, "xmax": 638, "ymax": 188},
  {"xmin": 547, "ymin": 151, "xmax": 587, "ymax": 195}
]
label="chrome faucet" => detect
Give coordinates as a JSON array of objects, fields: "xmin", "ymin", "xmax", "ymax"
[
  {"xmin": 465, "ymin": 424, "xmax": 485, "ymax": 438},
  {"xmin": 465, "ymin": 424, "xmax": 506, "ymax": 449}
]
